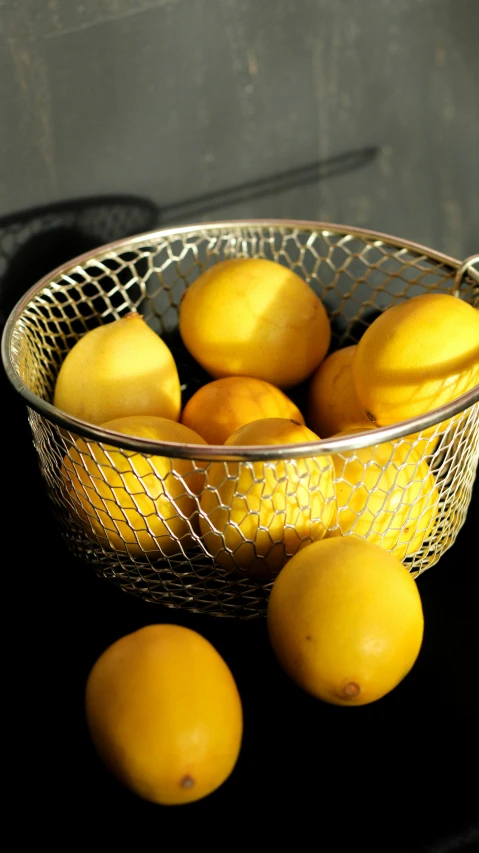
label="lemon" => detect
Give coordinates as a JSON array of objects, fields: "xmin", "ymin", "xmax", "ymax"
[
  {"xmin": 351, "ymin": 293, "xmax": 479, "ymax": 426},
  {"xmin": 307, "ymin": 345, "xmax": 438, "ymax": 456},
  {"xmin": 329, "ymin": 426, "xmax": 439, "ymax": 561},
  {"xmin": 181, "ymin": 375, "xmax": 304, "ymax": 444},
  {"xmin": 267, "ymin": 537, "xmax": 424, "ymax": 706},
  {"xmin": 199, "ymin": 418, "xmax": 336, "ymax": 580},
  {"xmin": 85, "ymin": 624, "xmax": 243, "ymax": 805},
  {"xmin": 179, "ymin": 257, "xmax": 331, "ymax": 388},
  {"xmin": 307, "ymin": 345, "xmax": 371, "ymax": 437},
  {"xmin": 54, "ymin": 312, "xmax": 182, "ymax": 425},
  {"xmin": 61, "ymin": 415, "xmax": 207, "ymax": 558}
]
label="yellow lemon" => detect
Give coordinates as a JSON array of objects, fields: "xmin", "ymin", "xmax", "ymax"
[
  {"xmin": 181, "ymin": 375, "xmax": 304, "ymax": 444},
  {"xmin": 54, "ymin": 312, "xmax": 182, "ymax": 425},
  {"xmin": 307, "ymin": 345, "xmax": 371, "ymax": 436},
  {"xmin": 85, "ymin": 624, "xmax": 243, "ymax": 805},
  {"xmin": 328, "ymin": 427, "xmax": 439, "ymax": 561},
  {"xmin": 179, "ymin": 257, "xmax": 331, "ymax": 388},
  {"xmin": 267, "ymin": 537, "xmax": 424, "ymax": 706},
  {"xmin": 61, "ymin": 415, "xmax": 207, "ymax": 558},
  {"xmin": 351, "ymin": 293, "xmax": 479, "ymax": 427},
  {"xmin": 199, "ymin": 418, "xmax": 336, "ymax": 580},
  {"xmin": 307, "ymin": 345, "xmax": 438, "ymax": 456}
]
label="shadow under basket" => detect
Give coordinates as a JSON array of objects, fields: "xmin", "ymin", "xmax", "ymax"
[{"xmin": 2, "ymin": 220, "xmax": 479, "ymax": 618}]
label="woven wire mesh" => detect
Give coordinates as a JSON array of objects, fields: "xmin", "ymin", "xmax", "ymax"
[{"xmin": 4, "ymin": 221, "xmax": 479, "ymax": 618}]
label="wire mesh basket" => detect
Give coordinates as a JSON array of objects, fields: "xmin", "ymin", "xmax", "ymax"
[{"xmin": 2, "ymin": 220, "xmax": 478, "ymax": 618}]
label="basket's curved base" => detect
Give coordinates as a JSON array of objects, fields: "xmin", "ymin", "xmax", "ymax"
[{"xmin": 62, "ymin": 530, "xmax": 273, "ymax": 618}]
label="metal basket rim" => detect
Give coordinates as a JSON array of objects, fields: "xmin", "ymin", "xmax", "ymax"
[{"xmin": 2, "ymin": 218, "xmax": 478, "ymax": 461}]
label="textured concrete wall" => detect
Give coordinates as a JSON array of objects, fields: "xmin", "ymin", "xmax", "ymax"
[{"xmin": 1, "ymin": 0, "xmax": 478, "ymax": 259}]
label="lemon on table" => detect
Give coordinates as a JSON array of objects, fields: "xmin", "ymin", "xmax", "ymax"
[
  {"xmin": 85, "ymin": 624, "xmax": 243, "ymax": 805},
  {"xmin": 199, "ymin": 417, "xmax": 336, "ymax": 580},
  {"xmin": 181, "ymin": 375, "xmax": 304, "ymax": 444},
  {"xmin": 61, "ymin": 415, "xmax": 208, "ymax": 558},
  {"xmin": 179, "ymin": 257, "xmax": 331, "ymax": 388},
  {"xmin": 328, "ymin": 426, "xmax": 439, "ymax": 560},
  {"xmin": 267, "ymin": 537, "xmax": 424, "ymax": 706},
  {"xmin": 351, "ymin": 293, "xmax": 479, "ymax": 427}
]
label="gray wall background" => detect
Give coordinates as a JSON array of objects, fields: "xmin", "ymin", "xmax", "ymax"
[{"xmin": 1, "ymin": 0, "xmax": 478, "ymax": 260}]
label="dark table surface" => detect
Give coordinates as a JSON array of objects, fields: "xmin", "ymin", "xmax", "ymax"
[{"xmin": 3, "ymin": 358, "xmax": 478, "ymax": 852}]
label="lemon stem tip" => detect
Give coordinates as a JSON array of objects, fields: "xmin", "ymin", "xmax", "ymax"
[{"xmin": 342, "ymin": 682, "xmax": 361, "ymax": 699}]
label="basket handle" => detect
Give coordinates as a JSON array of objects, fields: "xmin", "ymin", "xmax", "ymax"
[{"xmin": 453, "ymin": 254, "xmax": 479, "ymax": 300}]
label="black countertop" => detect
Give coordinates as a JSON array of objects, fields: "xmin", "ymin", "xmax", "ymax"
[{"xmin": 4, "ymin": 358, "xmax": 478, "ymax": 852}]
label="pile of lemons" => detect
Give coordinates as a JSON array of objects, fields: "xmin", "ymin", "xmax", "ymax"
[
  {"xmin": 52, "ymin": 256, "xmax": 479, "ymax": 806},
  {"xmin": 85, "ymin": 538, "xmax": 424, "ymax": 806},
  {"xmin": 55, "ymin": 255, "xmax": 479, "ymax": 574}
]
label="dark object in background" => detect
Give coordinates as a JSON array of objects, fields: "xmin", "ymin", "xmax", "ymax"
[
  {"xmin": 0, "ymin": 194, "xmax": 160, "ymax": 454},
  {"xmin": 0, "ymin": 195, "xmax": 160, "ymax": 326},
  {"xmin": 161, "ymin": 148, "xmax": 379, "ymax": 224},
  {"xmin": 0, "ymin": 147, "xmax": 380, "ymax": 328}
]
